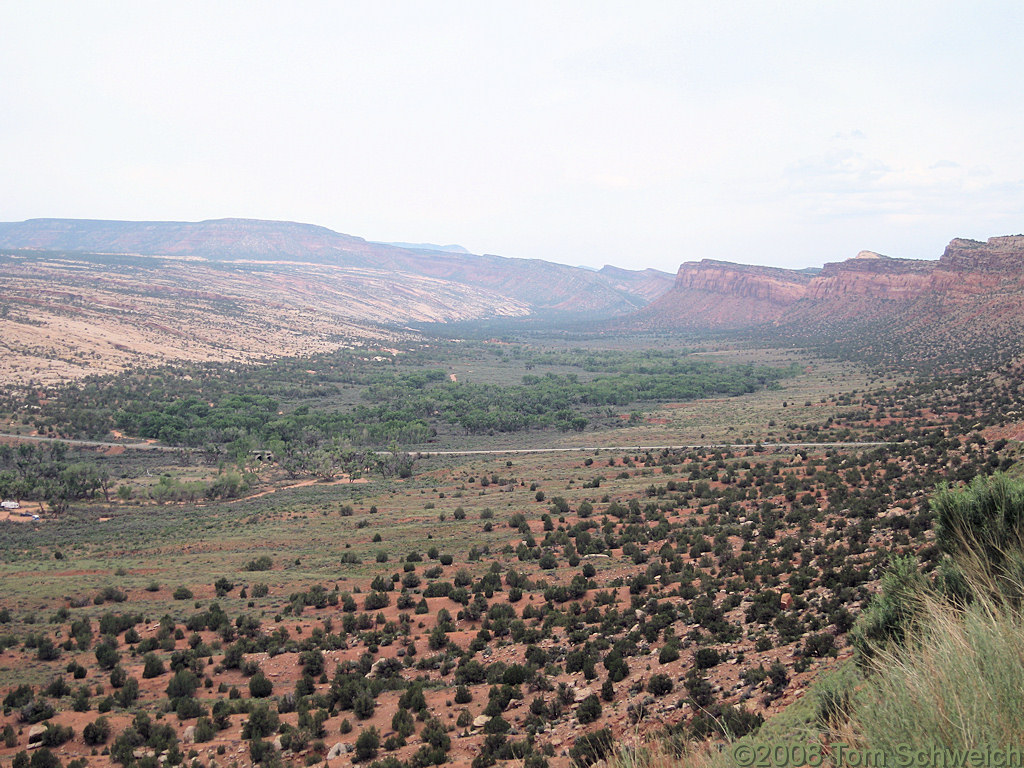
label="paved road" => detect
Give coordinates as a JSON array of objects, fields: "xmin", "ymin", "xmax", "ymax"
[
  {"xmin": 0, "ymin": 432, "xmax": 899, "ymax": 457},
  {"xmin": 414, "ymin": 441, "xmax": 898, "ymax": 457}
]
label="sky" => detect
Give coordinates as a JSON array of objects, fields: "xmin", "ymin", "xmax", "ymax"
[{"xmin": 2, "ymin": 1, "xmax": 1023, "ymax": 273}]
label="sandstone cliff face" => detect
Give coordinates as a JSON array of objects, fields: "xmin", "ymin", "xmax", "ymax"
[
  {"xmin": 673, "ymin": 260, "xmax": 811, "ymax": 305},
  {"xmin": 631, "ymin": 260, "xmax": 813, "ymax": 329},
  {"xmin": 632, "ymin": 234, "xmax": 1024, "ymax": 332},
  {"xmin": 804, "ymin": 237, "xmax": 1024, "ymax": 302},
  {"xmin": 804, "ymin": 256, "xmax": 934, "ymax": 301},
  {"xmin": 939, "ymin": 236, "xmax": 1024, "ymax": 274}
]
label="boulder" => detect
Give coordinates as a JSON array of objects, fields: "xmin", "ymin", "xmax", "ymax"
[{"xmin": 327, "ymin": 742, "xmax": 348, "ymax": 760}]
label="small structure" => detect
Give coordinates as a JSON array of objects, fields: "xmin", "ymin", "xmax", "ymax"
[{"xmin": 1, "ymin": 500, "xmax": 19, "ymax": 510}]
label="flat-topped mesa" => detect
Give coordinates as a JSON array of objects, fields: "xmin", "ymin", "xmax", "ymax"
[
  {"xmin": 630, "ymin": 232, "xmax": 1024, "ymax": 334},
  {"xmin": 939, "ymin": 236, "xmax": 1024, "ymax": 274},
  {"xmin": 673, "ymin": 260, "xmax": 812, "ymax": 305},
  {"xmin": 0, "ymin": 217, "xmax": 666, "ymax": 317},
  {"xmin": 629, "ymin": 260, "xmax": 815, "ymax": 329},
  {"xmin": 805, "ymin": 252, "xmax": 935, "ymax": 301}
]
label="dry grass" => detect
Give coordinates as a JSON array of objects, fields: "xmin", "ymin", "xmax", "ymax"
[
  {"xmin": 850, "ymin": 592, "xmax": 1024, "ymax": 750},
  {"xmin": 594, "ymin": 741, "xmax": 732, "ymax": 768}
]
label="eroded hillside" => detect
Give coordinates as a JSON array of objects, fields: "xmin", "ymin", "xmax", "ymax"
[{"xmin": 0, "ymin": 251, "xmax": 529, "ymax": 386}]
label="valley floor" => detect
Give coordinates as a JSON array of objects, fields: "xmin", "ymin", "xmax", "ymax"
[{"xmin": 1, "ymin": 341, "xmax": 1021, "ymax": 768}]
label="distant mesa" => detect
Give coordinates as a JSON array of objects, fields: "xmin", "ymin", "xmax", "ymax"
[
  {"xmin": 0, "ymin": 217, "xmax": 674, "ymax": 317},
  {"xmin": 631, "ymin": 259, "xmax": 814, "ymax": 330},
  {"xmin": 631, "ymin": 235, "xmax": 1024, "ymax": 339}
]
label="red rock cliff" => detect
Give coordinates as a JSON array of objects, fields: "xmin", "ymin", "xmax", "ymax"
[
  {"xmin": 672, "ymin": 260, "xmax": 812, "ymax": 305},
  {"xmin": 632, "ymin": 260, "xmax": 813, "ymax": 328},
  {"xmin": 632, "ymin": 234, "xmax": 1024, "ymax": 331},
  {"xmin": 938, "ymin": 236, "xmax": 1024, "ymax": 275},
  {"xmin": 805, "ymin": 252, "xmax": 935, "ymax": 300}
]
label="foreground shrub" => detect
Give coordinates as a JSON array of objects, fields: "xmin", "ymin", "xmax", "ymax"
[
  {"xmin": 933, "ymin": 473, "xmax": 1024, "ymax": 605},
  {"xmin": 848, "ymin": 555, "xmax": 927, "ymax": 662},
  {"xmin": 852, "ymin": 593, "xmax": 1024, "ymax": 750}
]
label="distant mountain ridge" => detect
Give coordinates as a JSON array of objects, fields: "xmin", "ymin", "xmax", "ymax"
[
  {"xmin": 379, "ymin": 242, "xmax": 472, "ymax": 254},
  {"xmin": 0, "ymin": 217, "xmax": 682, "ymax": 385},
  {"xmin": 597, "ymin": 265, "xmax": 677, "ymax": 303},
  {"xmin": 0, "ymin": 217, "xmax": 670, "ymax": 316},
  {"xmin": 633, "ymin": 234, "xmax": 1024, "ymax": 365}
]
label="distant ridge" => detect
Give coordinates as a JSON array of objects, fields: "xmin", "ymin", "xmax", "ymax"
[
  {"xmin": 0, "ymin": 217, "xmax": 670, "ymax": 316},
  {"xmin": 379, "ymin": 242, "xmax": 472, "ymax": 254},
  {"xmin": 631, "ymin": 235, "xmax": 1024, "ymax": 365},
  {"xmin": 598, "ymin": 264, "xmax": 676, "ymax": 303}
]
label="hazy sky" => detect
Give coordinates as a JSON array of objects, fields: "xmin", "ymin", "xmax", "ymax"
[{"xmin": 2, "ymin": 2, "xmax": 1022, "ymax": 272}]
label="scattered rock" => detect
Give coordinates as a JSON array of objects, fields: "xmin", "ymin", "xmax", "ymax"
[
  {"xmin": 472, "ymin": 715, "xmax": 491, "ymax": 728},
  {"xmin": 327, "ymin": 742, "xmax": 349, "ymax": 760}
]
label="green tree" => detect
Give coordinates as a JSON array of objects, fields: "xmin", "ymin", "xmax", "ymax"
[
  {"xmin": 849, "ymin": 555, "xmax": 928, "ymax": 662},
  {"xmin": 165, "ymin": 669, "xmax": 199, "ymax": 701},
  {"xmin": 576, "ymin": 694, "xmax": 602, "ymax": 724},
  {"xmin": 353, "ymin": 691, "xmax": 375, "ymax": 720},
  {"xmin": 354, "ymin": 727, "xmax": 380, "ymax": 762},
  {"xmin": 248, "ymin": 671, "xmax": 273, "ymax": 698},
  {"xmin": 142, "ymin": 653, "xmax": 165, "ymax": 678},
  {"xmin": 242, "ymin": 703, "xmax": 279, "ymax": 738}
]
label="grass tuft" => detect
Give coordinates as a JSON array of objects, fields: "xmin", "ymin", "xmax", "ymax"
[{"xmin": 851, "ymin": 592, "xmax": 1024, "ymax": 750}]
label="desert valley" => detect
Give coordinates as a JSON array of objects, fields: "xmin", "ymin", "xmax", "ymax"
[{"xmin": 2, "ymin": 219, "xmax": 1024, "ymax": 768}]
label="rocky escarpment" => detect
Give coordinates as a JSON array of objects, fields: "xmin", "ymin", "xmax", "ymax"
[
  {"xmin": 630, "ymin": 260, "xmax": 814, "ymax": 329},
  {"xmin": 673, "ymin": 260, "xmax": 813, "ymax": 305},
  {"xmin": 939, "ymin": 235, "xmax": 1024, "ymax": 274},
  {"xmin": 629, "ymin": 234, "xmax": 1024, "ymax": 366},
  {"xmin": 804, "ymin": 238, "xmax": 1024, "ymax": 304},
  {"xmin": 634, "ymin": 235, "xmax": 1024, "ymax": 332},
  {"xmin": 804, "ymin": 252, "xmax": 934, "ymax": 302}
]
